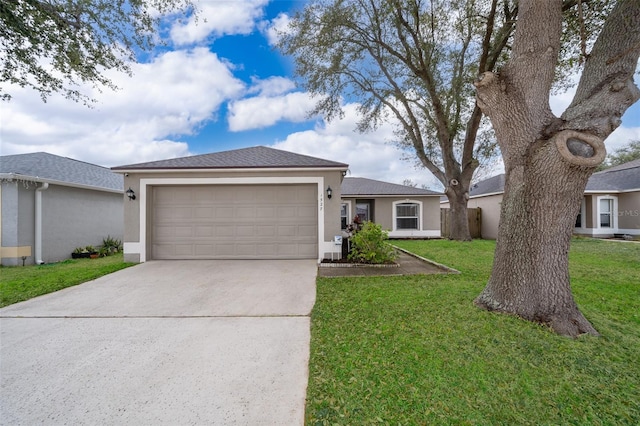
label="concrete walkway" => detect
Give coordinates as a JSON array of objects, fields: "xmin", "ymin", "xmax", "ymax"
[{"xmin": 0, "ymin": 260, "xmax": 317, "ymax": 425}]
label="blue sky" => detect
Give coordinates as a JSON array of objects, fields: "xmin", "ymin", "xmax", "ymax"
[{"xmin": 1, "ymin": 0, "xmax": 639, "ymax": 189}]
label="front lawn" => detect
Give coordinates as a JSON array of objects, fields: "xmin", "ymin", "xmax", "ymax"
[
  {"xmin": 0, "ymin": 253, "xmax": 135, "ymax": 307},
  {"xmin": 307, "ymin": 238, "xmax": 640, "ymax": 425}
]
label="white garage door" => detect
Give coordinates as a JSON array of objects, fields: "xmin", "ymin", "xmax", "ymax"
[{"xmin": 151, "ymin": 184, "xmax": 318, "ymax": 259}]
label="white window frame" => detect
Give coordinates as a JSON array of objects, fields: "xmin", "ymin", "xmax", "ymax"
[
  {"xmin": 394, "ymin": 201, "xmax": 421, "ymax": 231},
  {"xmin": 389, "ymin": 199, "xmax": 440, "ymax": 238},
  {"xmin": 340, "ymin": 201, "xmax": 351, "ymax": 230},
  {"xmin": 596, "ymin": 195, "xmax": 618, "ymax": 231}
]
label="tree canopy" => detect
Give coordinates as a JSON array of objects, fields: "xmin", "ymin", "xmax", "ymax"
[
  {"xmin": 0, "ymin": 0, "xmax": 191, "ymax": 104},
  {"xmin": 279, "ymin": 0, "xmax": 612, "ymax": 240},
  {"xmin": 600, "ymin": 140, "xmax": 640, "ymax": 169}
]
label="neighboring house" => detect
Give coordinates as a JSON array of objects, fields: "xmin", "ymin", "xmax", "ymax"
[
  {"xmin": 578, "ymin": 159, "xmax": 640, "ymax": 238},
  {"xmin": 0, "ymin": 152, "xmax": 124, "ymax": 266},
  {"xmin": 112, "ymin": 146, "xmax": 349, "ymax": 263},
  {"xmin": 446, "ymin": 159, "xmax": 640, "ymax": 239},
  {"xmin": 440, "ymin": 174, "xmax": 505, "ymax": 239},
  {"xmin": 341, "ymin": 177, "xmax": 442, "ymax": 238}
]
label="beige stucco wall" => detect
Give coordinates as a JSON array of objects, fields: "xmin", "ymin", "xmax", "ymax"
[
  {"xmin": 618, "ymin": 192, "xmax": 640, "ymax": 232},
  {"xmin": 342, "ymin": 195, "xmax": 441, "ymax": 238},
  {"xmin": 467, "ymin": 194, "xmax": 503, "ymax": 240},
  {"xmin": 442, "ymin": 194, "xmax": 503, "ymax": 240},
  {"xmin": 119, "ymin": 169, "xmax": 345, "ymax": 262}
]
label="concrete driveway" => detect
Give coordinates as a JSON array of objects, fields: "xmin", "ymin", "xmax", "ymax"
[{"xmin": 0, "ymin": 260, "xmax": 317, "ymax": 425}]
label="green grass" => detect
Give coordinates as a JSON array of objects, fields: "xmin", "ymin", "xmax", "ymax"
[
  {"xmin": 0, "ymin": 253, "xmax": 135, "ymax": 307},
  {"xmin": 307, "ymin": 238, "xmax": 640, "ymax": 425}
]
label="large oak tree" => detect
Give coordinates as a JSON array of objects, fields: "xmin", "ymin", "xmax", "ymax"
[
  {"xmin": 280, "ymin": 0, "xmax": 521, "ymax": 240},
  {"xmin": 474, "ymin": 0, "xmax": 640, "ymax": 336}
]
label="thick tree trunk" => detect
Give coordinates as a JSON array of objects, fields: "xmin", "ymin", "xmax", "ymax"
[
  {"xmin": 445, "ymin": 183, "xmax": 472, "ymax": 241},
  {"xmin": 473, "ymin": 0, "xmax": 640, "ymax": 337},
  {"xmin": 475, "ymin": 138, "xmax": 601, "ymax": 336}
]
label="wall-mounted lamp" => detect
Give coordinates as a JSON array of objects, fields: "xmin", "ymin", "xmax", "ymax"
[
  {"xmin": 326, "ymin": 186, "xmax": 333, "ymax": 199},
  {"xmin": 126, "ymin": 187, "xmax": 136, "ymax": 201}
]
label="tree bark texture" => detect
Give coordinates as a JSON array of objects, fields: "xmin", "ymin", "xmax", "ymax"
[
  {"xmin": 474, "ymin": 0, "xmax": 640, "ymax": 337},
  {"xmin": 445, "ymin": 178, "xmax": 472, "ymax": 241}
]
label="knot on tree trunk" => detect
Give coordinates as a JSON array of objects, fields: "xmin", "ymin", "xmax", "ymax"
[{"xmin": 553, "ymin": 130, "xmax": 606, "ymax": 167}]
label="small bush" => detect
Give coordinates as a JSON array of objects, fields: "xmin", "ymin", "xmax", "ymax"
[{"xmin": 348, "ymin": 221, "xmax": 397, "ymax": 264}]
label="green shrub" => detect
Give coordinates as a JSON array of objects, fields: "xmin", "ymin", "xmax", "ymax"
[{"xmin": 347, "ymin": 221, "xmax": 397, "ymax": 264}]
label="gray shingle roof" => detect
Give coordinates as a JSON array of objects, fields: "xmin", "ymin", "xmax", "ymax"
[
  {"xmin": 0, "ymin": 152, "xmax": 123, "ymax": 191},
  {"xmin": 341, "ymin": 177, "xmax": 441, "ymax": 196},
  {"xmin": 112, "ymin": 146, "xmax": 349, "ymax": 170},
  {"xmin": 586, "ymin": 158, "xmax": 640, "ymax": 191},
  {"xmin": 469, "ymin": 173, "xmax": 506, "ymax": 197},
  {"xmin": 469, "ymin": 159, "xmax": 640, "ymax": 197}
]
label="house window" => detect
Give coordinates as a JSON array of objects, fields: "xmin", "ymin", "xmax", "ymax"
[
  {"xmin": 600, "ymin": 198, "xmax": 612, "ymax": 228},
  {"xmin": 396, "ymin": 202, "xmax": 420, "ymax": 230},
  {"xmin": 341, "ymin": 203, "xmax": 349, "ymax": 230}
]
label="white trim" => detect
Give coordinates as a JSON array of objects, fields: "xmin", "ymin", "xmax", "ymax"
[
  {"xmin": 0, "ymin": 173, "xmax": 123, "ymax": 194},
  {"xmin": 130, "ymin": 177, "xmax": 326, "ymax": 262},
  {"xmin": 389, "ymin": 229, "xmax": 441, "ymax": 238},
  {"xmin": 596, "ymin": 195, "xmax": 618, "ymax": 231},
  {"xmin": 113, "ymin": 167, "xmax": 347, "ymax": 174},
  {"xmin": 344, "ymin": 194, "xmax": 441, "ymax": 198},
  {"xmin": 617, "ymin": 228, "xmax": 640, "ymax": 235},
  {"xmin": 340, "ymin": 200, "xmax": 352, "ymax": 230},
  {"xmin": 392, "ymin": 199, "xmax": 423, "ymax": 232},
  {"xmin": 574, "ymin": 228, "xmax": 639, "ymax": 237}
]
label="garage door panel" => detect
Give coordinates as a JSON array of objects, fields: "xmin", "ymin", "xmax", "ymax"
[
  {"xmin": 256, "ymin": 206, "xmax": 276, "ymax": 218},
  {"xmin": 152, "ymin": 185, "xmax": 317, "ymax": 259}
]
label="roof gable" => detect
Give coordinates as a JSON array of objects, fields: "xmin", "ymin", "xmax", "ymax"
[
  {"xmin": 0, "ymin": 152, "xmax": 123, "ymax": 191},
  {"xmin": 112, "ymin": 146, "xmax": 348, "ymax": 170},
  {"xmin": 341, "ymin": 177, "xmax": 441, "ymax": 196}
]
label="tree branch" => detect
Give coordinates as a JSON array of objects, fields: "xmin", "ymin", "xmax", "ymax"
[{"xmin": 562, "ymin": 0, "xmax": 640, "ymax": 137}]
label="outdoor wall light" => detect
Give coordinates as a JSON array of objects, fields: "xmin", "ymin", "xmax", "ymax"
[
  {"xmin": 126, "ymin": 187, "xmax": 136, "ymax": 201},
  {"xmin": 326, "ymin": 186, "xmax": 333, "ymax": 199}
]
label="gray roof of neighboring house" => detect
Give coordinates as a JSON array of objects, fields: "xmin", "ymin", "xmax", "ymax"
[
  {"xmin": 341, "ymin": 177, "xmax": 441, "ymax": 196},
  {"xmin": 586, "ymin": 158, "xmax": 640, "ymax": 192},
  {"xmin": 112, "ymin": 146, "xmax": 349, "ymax": 170},
  {"xmin": 469, "ymin": 173, "xmax": 506, "ymax": 197},
  {"xmin": 0, "ymin": 152, "xmax": 123, "ymax": 192},
  {"xmin": 468, "ymin": 158, "xmax": 640, "ymax": 197}
]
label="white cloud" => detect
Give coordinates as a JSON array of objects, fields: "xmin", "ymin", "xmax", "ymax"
[
  {"xmin": 263, "ymin": 12, "xmax": 292, "ymax": 46},
  {"xmin": 604, "ymin": 125, "xmax": 640, "ymax": 152},
  {"xmin": 170, "ymin": 0, "xmax": 269, "ymax": 45},
  {"xmin": 0, "ymin": 48, "xmax": 245, "ymax": 167},
  {"xmin": 248, "ymin": 76, "xmax": 296, "ymax": 96},
  {"xmin": 227, "ymin": 91, "xmax": 317, "ymax": 131},
  {"xmin": 272, "ymin": 103, "xmax": 443, "ymax": 190}
]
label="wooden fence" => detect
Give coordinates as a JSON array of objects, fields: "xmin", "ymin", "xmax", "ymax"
[{"xmin": 440, "ymin": 207, "xmax": 482, "ymax": 239}]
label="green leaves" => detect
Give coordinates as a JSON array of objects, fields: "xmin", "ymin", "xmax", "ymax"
[
  {"xmin": 347, "ymin": 221, "xmax": 397, "ymax": 264},
  {"xmin": 0, "ymin": 0, "xmax": 192, "ymax": 104}
]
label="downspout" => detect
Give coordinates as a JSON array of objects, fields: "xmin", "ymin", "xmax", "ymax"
[{"xmin": 35, "ymin": 182, "xmax": 49, "ymax": 264}]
